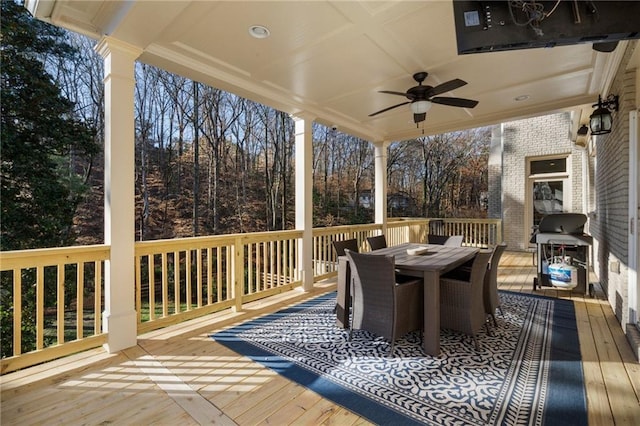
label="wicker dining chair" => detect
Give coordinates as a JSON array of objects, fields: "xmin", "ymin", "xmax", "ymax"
[
  {"xmin": 440, "ymin": 251, "xmax": 492, "ymax": 350},
  {"xmin": 332, "ymin": 239, "xmax": 359, "ymax": 319},
  {"xmin": 332, "ymin": 238, "xmax": 359, "ymax": 257},
  {"xmin": 366, "ymin": 234, "xmax": 387, "ymax": 251},
  {"xmin": 344, "ymin": 249, "xmax": 423, "ymax": 354},
  {"xmin": 484, "ymin": 243, "xmax": 508, "ymax": 327},
  {"xmin": 444, "ymin": 235, "xmax": 464, "ymax": 247}
]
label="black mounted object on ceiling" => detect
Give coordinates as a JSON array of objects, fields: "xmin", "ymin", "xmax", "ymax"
[
  {"xmin": 368, "ymin": 72, "xmax": 478, "ymax": 125},
  {"xmin": 590, "ymin": 94, "xmax": 619, "ymax": 135},
  {"xmin": 452, "ymin": 1, "xmax": 640, "ymax": 55}
]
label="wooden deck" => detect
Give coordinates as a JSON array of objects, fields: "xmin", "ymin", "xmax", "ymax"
[{"xmin": 1, "ymin": 251, "xmax": 640, "ymax": 425}]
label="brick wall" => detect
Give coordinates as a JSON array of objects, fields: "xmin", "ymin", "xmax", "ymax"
[
  {"xmin": 488, "ymin": 126, "xmax": 502, "ymax": 220},
  {"xmin": 493, "ymin": 112, "xmax": 586, "ymax": 250},
  {"xmin": 590, "ymin": 44, "xmax": 637, "ymax": 325},
  {"xmin": 487, "ymin": 41, "xmax": 638, "ymax": 330}
]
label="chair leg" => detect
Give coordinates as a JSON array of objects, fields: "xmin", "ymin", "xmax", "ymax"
[
  {"xmin": 491, "ymin": 313, "xmax": 498, "ymax": 327},
  {"xmin": 497, "ymin": 306, "xmax": 504, "ymax": 317},
  {"xmin": 349, "ymin": 279, "xmax": 355, "ymax": 340},
  {"xmin": 485, "ymin": 321, "xmax": 493, "ymax": 337},
  {"xmin": 473, "ymin": 335, "xmax": 480, "ymax": 351}
]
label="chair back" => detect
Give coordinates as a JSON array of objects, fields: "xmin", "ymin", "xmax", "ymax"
[
  {"xmin": 469, "ymin": 251, "xmax": 493, "ymax": 289},
  {"xmin": 484, "ymin": 243, "xmax": 507, "ymax": 313},
  {"xmin": 367, "ymin": 234, "xmax": 387, "ymax": 251},
  {"xmin": 428, "ymin": 234, "xmax": 449, "ymax": 245},
  {"xmin": 344, "ymin": 249, "xmax": 395, "ymax": 339},
  {"xmin": 444, "ymin": 235, "xmax": 464, "ymax": 247},
  {"xmin": 332, "ymin": 238, "xmax": 358, "ymax": 257}
]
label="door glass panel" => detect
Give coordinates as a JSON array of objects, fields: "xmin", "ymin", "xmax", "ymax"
[{"xmin": 533, "ymin": 180, "xmax": 564, "ymax": 227}]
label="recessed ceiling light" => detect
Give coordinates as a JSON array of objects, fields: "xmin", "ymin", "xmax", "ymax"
[
  {"xmin": 249, "ymin": 25, "xmax": 270, "ymax": 39},
  {"xmin": 514, "ymin": 95, "xmax": 530, "ymax": 101}
]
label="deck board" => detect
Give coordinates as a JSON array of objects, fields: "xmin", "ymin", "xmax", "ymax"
[{"xmin": 1, "ymin": 251, "xmax": 640, "ymax": 425}]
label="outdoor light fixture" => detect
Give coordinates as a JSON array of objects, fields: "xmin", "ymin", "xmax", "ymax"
[
  {"xmin": 589, "ymin": 94, "xmax": 618, "ymax": 135},
  {"xmin": 575, "ymin": 124, "xmax": 589, "ymax": 146},
  {"xmin": 249, "ymin": 25, "xmax": 270, "ymax": 39},
  {"xmin": 410, "ymin": 100, "xmax": 432, "ymax": 114},
  {"xmin": 577, "ymin": 124, "xmax": 589, "ymax": 136},
  {"xmin": 410, "ymin": 101, "xmax": 432, "ymax": 125}
]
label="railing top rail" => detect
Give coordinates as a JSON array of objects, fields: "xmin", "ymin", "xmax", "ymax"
[
  {"xmin": 429, "ymin": 218, "xmax": 501, "ymax": 224},
  {"xmin": 0, "ymin": 244, "xmax": 110, "ymax": 270},
  {"xmin": 312, "ymin": 223, "xmax": 382, "ymax": 236},
  {"xmin": 134, "ymin": 230, "xmax": 304, "ymax": 255},
  {"xmin": 387, "ymin": 219, "xmax": 429, "ymax": 227}
]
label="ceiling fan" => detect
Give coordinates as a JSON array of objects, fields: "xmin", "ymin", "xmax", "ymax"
[{"xmin": 369, "ymin": 72, "xmax": 479, "ymax": 124}]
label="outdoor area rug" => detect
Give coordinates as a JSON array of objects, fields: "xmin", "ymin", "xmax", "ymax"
[{"xmin": 211, "ymin": 291, "xmax": 587, "ymax": 425}]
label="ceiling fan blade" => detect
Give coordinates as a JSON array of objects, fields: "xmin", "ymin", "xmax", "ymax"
[
  {"xmin": 369, "ymin": 101, "xmax": 411, "ymax": 117},
  {"xmin": 379, "ymin": 90, "xmax": 410, "ymax": 97},
  {"xmin": 431, "ymin": 96, "xmax": 479, "ymax": 108},
  {"xmin": 428, "ymin": 78, "xmax": 467, "ymax": 97}
]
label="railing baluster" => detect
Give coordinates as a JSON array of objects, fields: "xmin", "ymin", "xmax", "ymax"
[
  {"xmin": 77, "ymin": 262, "xmax": 84, "ymax": 340},
  {"xmin": 57, "ymin": 264, "xmax": 65, "ymax": 344},
  {"xmin": 94, "ymin": 260, "xmax": 102, "ymax": 335},
  {"xmin": 226, "ymin": 245, "xmax": 232, "ymax": 302},
  {"xmin": 216, "ymin": 247, "xmax": 224, "ymax": 302},
  {"xmin": 207, "ymin": 247, "xmax": 213, "ymax": 304},
  {"xmin": 36, "ymin": 266, "xmax": 44, "ymax": 350},
  {"xmin": 13, "ymin": 269, "xmax": 21, "ymax": 356},
  {"xmin": 196, "ymin": 248, "xmax": 203, "ymax": 308},
  {"xmin": 162, "ymin": 252, "xmax": 168, "ymax": 317},
  {"xmin": 149, "ymin": 254, "xmax": 155, "ymax": 320},
  {"xmin": 234, "ymin": 237, "xmax": 243, "ymax": 311},
  {"xmin": 173, "ymin": 251, "xmax": 180, "ymax": 314},
  {"xmin": 185, "ymin": 250, "xmax": 192, "ymax": 311},
  {"xmin": 135, "ymin": 255, "xmax": 142, "ymax": 323}
]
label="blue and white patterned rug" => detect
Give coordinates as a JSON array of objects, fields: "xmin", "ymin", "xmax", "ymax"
[{"xmin": 212, "ymin": 291, "xmax": 586, "ymax": 425}]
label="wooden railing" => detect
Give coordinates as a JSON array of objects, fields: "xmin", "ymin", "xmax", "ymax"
[
  {"xmin": 134, "ymin": 231, "xmax": 303, "ymax": 333},
  {"xmin": 0, "ymin": 217, "xmax": 501, "ymax": 373},
  {"xmin": 425, "ymin": 218, "xmax": 502, "ymax": 248},
  {"xmin": 0, "ymin": 245, "xmax": 109, "ymax": 373}
]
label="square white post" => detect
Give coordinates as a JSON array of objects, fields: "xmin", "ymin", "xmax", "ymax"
[
  {"xmin": 374, "ymin": 141, "xmax": 389, "ymax": 231},
  {"xmin": 294, "ymin": 115, "xmax": 314, "ymax": 291},
  {"xmin": 95, "ymin": 37, "xmax": 141, "ymax": 353}
]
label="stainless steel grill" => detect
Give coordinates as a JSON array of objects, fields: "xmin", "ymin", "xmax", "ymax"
[{"xmin": 531, "ymin": 213, "xmax": 593, "ymax": 296}]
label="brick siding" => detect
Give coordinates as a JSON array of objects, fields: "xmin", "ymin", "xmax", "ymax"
[{"xmin": 490, "ymin": 113, "xmax": 586, "ymax": 251}]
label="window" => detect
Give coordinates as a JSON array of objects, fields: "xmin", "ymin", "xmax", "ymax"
[{"xmin": 526, "ymin": 155, "xmax": 571, "ymax": 240}]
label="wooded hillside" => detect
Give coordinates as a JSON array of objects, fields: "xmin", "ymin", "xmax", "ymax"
[{"xmin": 3, "ymin": 7, "xmax": 491, "ymax": 249}]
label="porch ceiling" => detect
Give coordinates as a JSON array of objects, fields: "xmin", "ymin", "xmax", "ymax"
[{"xmin": 26, "ymin": 0, "xmax": 628, "ymax": 141}]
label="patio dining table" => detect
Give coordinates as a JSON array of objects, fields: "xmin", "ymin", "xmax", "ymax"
[{"xmin": 337, "ymin": 242, "xmax": 479, "ymax": 356}]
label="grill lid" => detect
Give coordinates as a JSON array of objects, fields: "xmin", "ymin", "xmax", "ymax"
[{"xmin": 537, "ymin": 213, "xmax": 587, "ymax": 234}]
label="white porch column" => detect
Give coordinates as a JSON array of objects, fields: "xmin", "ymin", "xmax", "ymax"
[
  {"xmin": 95, "ymin": 37, "xmax": 141, "ymax": 353},
  {"xmin": 374, "ymin": 141, "xmax": 389, "ymax": 231},
  {"xmin": 294, "ymin": 115, "xmax": 314, "ymax": 291}
]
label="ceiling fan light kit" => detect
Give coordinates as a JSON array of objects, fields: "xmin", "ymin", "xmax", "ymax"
[
  {"xmin": 369, "ymin": 71, "xmax": 478, "ymax": 125},
  {"xmin": 410, "ymin": 100, "xmax": 432, "ymax": 114}
]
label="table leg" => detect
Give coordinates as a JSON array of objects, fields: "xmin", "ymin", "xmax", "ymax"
[
  {"xmin": 422, "ymin": 270, "xmax": 440, "ymax": 356},
  {"xmin": 336, "ymin": 257, "xmax": 351, "ymax": 328}
]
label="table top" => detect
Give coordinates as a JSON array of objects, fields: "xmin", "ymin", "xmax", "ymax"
[{"xmin": 370, "ymin": 242, "xmax": 479, "ymax": 274}]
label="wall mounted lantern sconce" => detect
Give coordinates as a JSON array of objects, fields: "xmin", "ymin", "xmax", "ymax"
[{"xmin": 589, "ymin": 94, "xmax": 618, "ymax": 135}]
